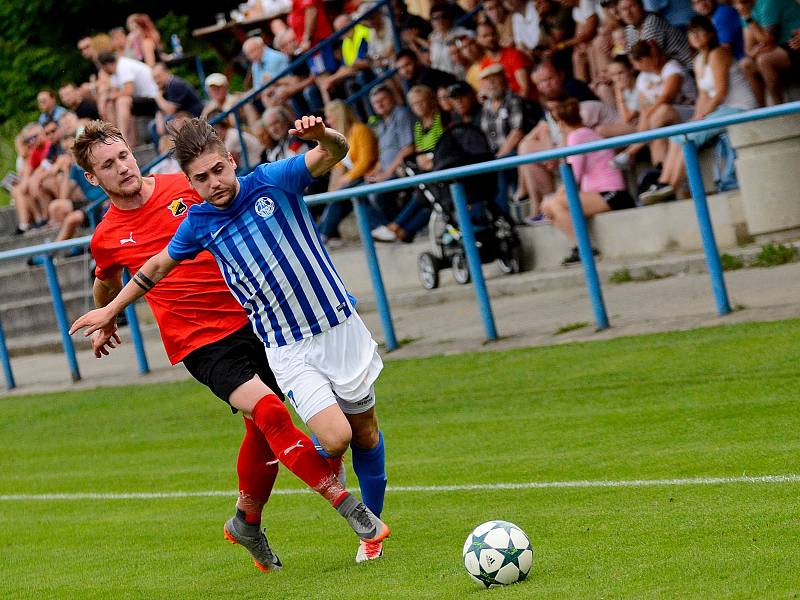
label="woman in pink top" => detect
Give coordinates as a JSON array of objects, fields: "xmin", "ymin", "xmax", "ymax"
[{"xmin": 542, "ymin": 98, "xmax": 635, "ymax": 264}]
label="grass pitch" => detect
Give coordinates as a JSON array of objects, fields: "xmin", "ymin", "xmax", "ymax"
[{"xmin": 2, "ymin": 319, "xmax": 800, "ymax": 599}]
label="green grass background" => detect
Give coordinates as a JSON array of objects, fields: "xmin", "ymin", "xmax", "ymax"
[{"xmin": 2, "ymin": 320, "xmax": 800, "ymax": 598}]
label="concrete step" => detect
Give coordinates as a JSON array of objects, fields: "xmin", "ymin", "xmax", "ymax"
[
  {"xmin": 0, "ymin": 290, "xmax": 94, "ymax": 339},
  {"xmin": 0, "ymin": 206, "xmax": 18, "ymax": 237},
  {"xmin": 0, "ymin": 229, "xmax": 55, "ymax": 255},
  {"xmin": 0, "ymin": 256, "xmax": 92, "ymax": 303}
]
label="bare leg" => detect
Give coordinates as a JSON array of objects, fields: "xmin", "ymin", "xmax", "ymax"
[
  {"xmin": 115, "ymin": 95, "xmax": 135, "ymax": 144},
  {"xmin": 755, "ymin": 47, "xmax": 791, "ymax": 105},
  {"xmin": 739, "ymin": 57, "xmax": 766, "ymax": 107}
]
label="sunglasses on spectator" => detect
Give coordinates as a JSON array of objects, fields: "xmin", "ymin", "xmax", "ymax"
[{"xmin": 431, "ymin": 13, "xmax": 448, "ymax": 20}]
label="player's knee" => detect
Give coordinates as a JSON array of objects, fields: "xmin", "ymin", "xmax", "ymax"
[{"xmin": 317, "ymin": 429, "xmax": 352, "ymax": 456}]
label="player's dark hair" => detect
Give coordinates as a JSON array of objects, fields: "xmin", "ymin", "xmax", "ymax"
[
  {"xmin": 171, "ymin": 117, "xmax": 228, "ymax": 175},
  {"xmin": 71, "ymin": 119, "xmax": 128, "ymax": 174}
]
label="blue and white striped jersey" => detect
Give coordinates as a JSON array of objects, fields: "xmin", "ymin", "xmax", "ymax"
[{"xmin": 167, "ymin": 155, "xmax": 354, "ymax": 348}]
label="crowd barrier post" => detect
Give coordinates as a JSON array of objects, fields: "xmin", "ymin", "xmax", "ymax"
[
  {"xmin": 681, "ymin": 139, "xmax": 732, "ymax": 316},
  {"xmin": 0, "ymin": 314, "xmax": 15, "ymax": 390},
  {"xmin": 449, "ymin": 182, "xmax": 498, "ymax": 342},
  {"xmin": 559, "ymin": 161, "xmax": 610, "ymax": 330},
  {"xmin": 232, "ymin": 109, "xmax": 251, "ymax": 173},
  {"xmin": 42, "ymin": 255, "xmax": 81, "ymax": 382},
  {"xmin": 122, "ymin": 270, "xmax": 151, "ymax": 375},
  {"xmin": 352, "ymin": 198, "xmax": 399, "ymax": 351},
  {"xmin": 386, "ymin": 4, "xmax": 403, "ymax": 65}
]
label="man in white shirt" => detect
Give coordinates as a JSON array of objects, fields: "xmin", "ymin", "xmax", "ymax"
[{"xmin": 98, "ymin": 52, "xmax": 159, "ymax": 144}]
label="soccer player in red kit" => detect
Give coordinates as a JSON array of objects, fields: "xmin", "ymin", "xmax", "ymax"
[{"xmin": 71, "ymin": 121, "xmax": 388, "ymax": 571}]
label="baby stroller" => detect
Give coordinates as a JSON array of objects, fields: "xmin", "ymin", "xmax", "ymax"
[{"xmin": 407, "ymin": 123, "xmax": 524, "ymax": 290}]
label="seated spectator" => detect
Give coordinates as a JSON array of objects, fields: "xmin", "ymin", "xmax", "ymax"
[
  {"xmin": 396, "ymin": 48, "xmax": 458, "ymax": 92},
  {"xmin": 12, "ymin": 124, "xmax": 51, "ymax": 232},
  {"xmin": 148, "ymin": 135, "xmax": 183, "ymax": 174},
  {"xmin": 477, "ymin": 21, "xmax": 533, "ymax": 98},
  {"xmin": 208, "ymin": 109, "xmax": 265, "ymax": 170},
  {"xmin": 262, "ymin": 106, "xmax": 311, "ymax": 162},
  {"xmin": 126, "ymin": 13, "xmax": 163, "ymax": 67},
  {"xmin": 640, "ymin": 15, "xmax": 758, "ymax": 203},
  {"xmin": 451, "ymin": 29, "xmax": 487, "ymax": 90},
  {"xmin": 58, "ymin": 83, "xmax": 101, "ymax": 121},
  {"xmin": 364, "ymin": 6, "xmax": 397, "ymax": 69},
  {"xmin": 479, "ymin": 64, "xmax": 530, "ymax": 158},
  {"xmin": 589, "ymin": 0, "xmax": 625, "ymax": 81},
  {"xmin": 267, "ymin": 28, "xmax": 325, "ymax": 116},
  {"xmin": 200, "ymin": 73, "xmax": 258, "ymax": 126},
  {"xmin": 437, "ymin": 85, "xmax": 453, "ymax": 113},
  {"xmin": 429, "ymin": 3, "xmax": 461, "ymax": 74},
  {"xmin": 510, "ymin": 0, "xmax": 541, "ymax": 53},
  {"xmin": 613, "ymin": 40, "xmax": 697, "ymax": 169},
  {"xmin": 692, "ymin": 0, "xmax": 744, "ymax": 60},
  {"xmin": 243, "ymin": 36, "xmax": 290, "ymax": 92},
  {"xmin": 392, "ymin": 0, "xmax": 433, "ymax": 41},
  {"xmin": 481, "ymin": 0, "xmax": 516, "ymax": 48},
  {"xmin": 535, "ymin": 0, "xmax": 577, "ymax": 76},
  {"xmin": 607, "ymin": 54, "xmax": 640, "ymax": 126},
  {"xmin": 97, "ymin": 52, "xmax": 159, "ymax": 145},
  {"xmin": 541, "ymin": 98, "xmax": 634, "ymax": 263},
  {"xmin": 618, "ymin": 0, "xmax": 694, "ymax": 69},
  {"xmin": 445, "ymin": 27, "xmax": 478, "ymax": 79},
  {"xmin": 37, "ymin": 90, "xmax": 67, "ymax": 125},
  {"xmin": 319, "ymin": 15, "xmax": 375, "ymax": 115},
  {"xmin": 150, "ymin": 63, "xmax": 204, "ymax": 142},
  {"xmin": 556, "ymin": 0, "xmax": 602, "ymax": 82},
  {"xmin": 110, "ymin": 27, "xmax": 129, "ymax": 57},
  {"xmin": 317, "ymin": 100, "xmax": 379, "ymax": 247},
  {"xmin": 448, "ymin": 81, "xmax": 482, "ymax": 123},
  {"xmin": 735, "ymin": 0, "xmax": 800, "ymax": 105},
  {"xmin": 645, "ymin": 0, "xmax": 694, "ymax": 27},
  {"xmin": 375, "ymin": 85, "xmax": 450, "ymax": 243}
]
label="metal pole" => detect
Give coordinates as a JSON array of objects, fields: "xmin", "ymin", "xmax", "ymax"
[
  {"xmin": 352, "ymin": 198, "xmax": 398, "ymax": 351},
  {"xmin": 122, "ymin": 270, "xmax": 151, "ymax": 375},
  {"xmin": 195, "ymin": 55, "xmax": 208, "ymax": 100},
  {"xmin": 386, "ymin": 1, "xmax": 403, "ymax": 68},
  {"xmin": 681, "ymin": 139, "xmax": 732, "ymax": 316},
  {"xmin": 232, "ymin": 109, "xmax": 251, "ymax": 173},
  {"xmin": 43, "ymin": 255, "xmax": 81, "ymax": 382},
  {"xmin": 559, "ymin": 162, "xmax": 610, "ymax": 330},
  {"xmin": 449, "ymin": 182, "xmax": 498, "ymax": 341},
  {"xmin": 0, "ymin": 313, "xmax": 15, "ymax": 390}
]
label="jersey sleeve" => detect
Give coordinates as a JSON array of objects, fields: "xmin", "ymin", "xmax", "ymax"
[
  {"xmin": 253, "ymin": 155, "xmax": 314, "ymax": 195},
  {"xmin": 167, "ymin": 215, "xmax": 203, "ymax": 261},
  {"xmin": 90, "ymin": 232, "xmax": 120, "ymax": 282}
]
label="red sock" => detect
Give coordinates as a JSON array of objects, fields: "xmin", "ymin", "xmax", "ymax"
[
  {"xmin": 251, "ymin": 394, "xmax": 347, "ymax": 506},
  {"xmin": 235, "ymin": 416, "xmax": 279, "ymax": 525}
]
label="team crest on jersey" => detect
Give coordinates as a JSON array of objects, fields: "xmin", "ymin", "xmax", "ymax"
[
  {"xmin": 168, "ymin": 198, "xmax": 188, "ymax": 217},
  {"xmin": 255, "ymin": 196, "xmax": 276, "ymax": 218}
]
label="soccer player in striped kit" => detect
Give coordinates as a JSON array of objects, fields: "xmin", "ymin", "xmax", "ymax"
[{"xmin": 71, "ymin": 115, "xmax": 390, "ymax": 563}]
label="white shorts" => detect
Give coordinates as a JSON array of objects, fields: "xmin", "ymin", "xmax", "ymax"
[{"xmin": 265, "ymin": 313, "xmax": 383, "ymax": 423}]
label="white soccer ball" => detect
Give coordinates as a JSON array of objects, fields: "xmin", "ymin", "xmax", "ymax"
[{"xmin": 462, "ymin": 520, "xmax": 533, "ymax": 589}]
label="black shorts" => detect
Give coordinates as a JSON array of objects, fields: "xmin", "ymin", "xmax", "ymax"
[
  {"xmin": 131, "ymin": 96, "xmax": 158, "ymax": 117},
  {"xmin": 182, "ymin": 324, "xmax": 282, "ymax": 412},
  {"xmin": 601, "ymin": 190, "xmax": 636, "ymax": 211}
]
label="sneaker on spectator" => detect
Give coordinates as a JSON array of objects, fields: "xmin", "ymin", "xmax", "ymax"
[
  {"xmin": 322, "ymin": 236, "xmax": 346, "ymax": 250},
  {"xmin": 611, "ymin": 153, "xmax": 632, "ymax": 170},
  {"xmin": 371, "ymin": 225, "xmax": 397, "ymax": 243},
  {"xmin": 523, "ymin": 214, "xmax": 548, "ymax": 226},
  {"xmin": 562, "ymin": 245, "xmax": 600, "ymax": 266},
  {"xmin": 639, "ymin": 183, "xmax": 675, "ymax": 205}
]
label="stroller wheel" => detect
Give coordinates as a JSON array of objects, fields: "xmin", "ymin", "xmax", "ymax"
[
  {"xmin": 497, "ymin": 244, "xmax": 523, "ymax": 275},
  {"xmin": 418, "ymin": 252, "xmax": 441, "ymax": 290},
  {"xmin": 451, "ymin": 251, "xmax": 471, "ymax": 285}
]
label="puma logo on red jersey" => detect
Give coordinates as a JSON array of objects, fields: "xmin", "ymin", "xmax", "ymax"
[{"xmin": 119, "ymin": 232, "xmax": 136, "ymax": 245}]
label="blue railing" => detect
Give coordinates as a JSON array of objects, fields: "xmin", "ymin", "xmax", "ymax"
[{"xmin": 1, "ymin": 101, "xmax": 799, "ymax": 390}]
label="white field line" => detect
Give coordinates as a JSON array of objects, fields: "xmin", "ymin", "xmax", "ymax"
[{"xmin": 1, "ymin": 474, "xmax": 799, "ymax": 501}]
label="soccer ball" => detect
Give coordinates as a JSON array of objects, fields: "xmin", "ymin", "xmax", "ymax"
[{"xmin": 462, "ymin": 520, "xmax": 533, "ymax": 588}]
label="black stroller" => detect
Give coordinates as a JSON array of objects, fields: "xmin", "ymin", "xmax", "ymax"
[{"xmin": 406, "ymin": 123, "xmax": 524, "ymax": 290}]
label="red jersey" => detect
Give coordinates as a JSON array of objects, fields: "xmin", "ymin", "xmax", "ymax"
[
  {"xmin": 28, "ymin": 141, "xmax": 51, "ymax": 170},
  {"xmin": 289, "ymin": 0, "xmax": 333, "ymax": 44},
  {"xmin": 91, "ymin": 173, "xmax": 249, "ymax": 364},
  {"xmin": 479, "ymin": 49, "xmax": 533, "ymax": 97}
]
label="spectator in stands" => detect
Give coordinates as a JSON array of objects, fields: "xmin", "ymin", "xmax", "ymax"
[
  {"xmin": 317, "ymin": 100, "xmax": 379, "ymax": 247},
  {"xmin": 640, "ymin": 15, "xmax": 759, "ymax": 203},
  {"xmin": 692, "ymin": 0, "xmax": 744, "ymax": 60},
  {"xmin": 207, "ymin": 109, "xmax": 264, "ymax": 170},
  {"xmin": 535, "ymin": 0, "xmax": 577, "ymax": 75},
  {"xmin": 58, "ymin": 83, "xmax": 101, "ymax": 121},
  {"xmin": 243, "ymin": 36, "xmax": 290, "ymax": 92},
  {"xmin": 11, "ymin": 124, "xmax": 49, "ymax": 233},
  {"xmin": 151, "ymin": 63, "xmax": 204, "ymax": 142},
  {"xmin": 448, "ymin": 81, "xmax": 482, "ymax": 122},
  {"xmin": 200, "ymin": 73, "xmax": 257, "ymax": 126},
  {"xmin": 454, "ymin": 29, "xmax": 487, "ymax": 90},
  {"xmin": 542, "ymin": 98, "xmax": 634, "ymax": 264},
  {"xmin": 110, "ymin": 27, "xmax": 129, "ymax": 57},
  {"xmin": 531, "ymin": 59, "xmax": 599, "ymax": 104},
  {"xmin": 735, "ymin": 0, "xmax": 800, "ymax": 105},
  {"xmin": 365, "ymin": 6, "xmax": 397, "ymax": 69},
  {"xmin": 37, "ymin": 90, "xmax": 66, "ymax": 125},
  {"xmin": 289, "ymin": 0, "xmax": 334, "ymax": 55},
  {"xmin": 262, "ymin": 106, "xmax": 311, "ymax": 162},
  {"xmin": 612, "ymin": 40, "xmax": 697, "ymax": 170},
  {"xmin": 608, "ymin": 54, "xmax": 640, "ymax": 126},
  {"xmin": 319, "ymin": 15, "xmax": 375, "ymax": 115},
  {"xmin": 510, "ymin": 0, "xmax": 541, "ymax": 53},
  {"xmin": 476, "ymin": 21, "xmax": 533, "ymax": 98},
  {"xmin": 148, "ymin": 136, "xmax": 183, "ymax": 175},
  {"xmin": 97, "ymin": 52, "xmax": 159, "ymax": 145},
  {"xmin": 126, "ymin": 13, "xmax": 163, "ymax": 67},
  {"xmin": 589, "ymin": 0, "xmax": 624, "ymax": 79},
  {"xmin": 618, "ymin": 0, "xmax": 694, "ymax": 69},
  {"xmin": 375, "ymin": 85, "xmax": 450, "ymax": 242},
  {"xmin": 481, "ymin": 0, "xmax": 516, "ymax": 47},
  {"xmin": 556, "ymin": 0, "xmax": 602, "ymax": 83},
  {"xmin": 268, "ymin": 28, "xmax": 325, "ymax": 116},
  {"xmin": 647, "ymin": 0, "xmax": 694, "ymax": 27},
  {"xmin": 396, "ymin": 48, "xmax": 458, "ymax": 92},
  {"xmin": 429, "ymin": 3, "xmax": 461, "ymax": 74},
  {"xmin": 479, "ymin": 63, "xmax": 527, "ymax": 159},
  {"xmin": 392, "ymin": 0, "xmax": 432, "ymax": 40}
]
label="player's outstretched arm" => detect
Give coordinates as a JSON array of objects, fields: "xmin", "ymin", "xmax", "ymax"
[
  {"xmin": 90, "ymin": 273, "xmax": 124, "ymax": 358},
  {"xmin": 70, "ymin": 248, "xmax": 180, "ymax": 338},
  {"xmin": 290, "ymin": 115, "xmax": 349, "ymax": 178}
]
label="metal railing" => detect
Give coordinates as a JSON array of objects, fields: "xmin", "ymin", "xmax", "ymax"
[{"xmin": 1, "ymin": 101, "xmax": 798, "ymax": 390}]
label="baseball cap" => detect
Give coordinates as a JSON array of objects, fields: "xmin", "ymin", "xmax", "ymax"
[
  {"xmin": 205, "ymin": 73, "xmax": 228, "ymax": 87},
  {"xmin": 478, "ymin": 63, "xmax": 505, "ymax": 79}
]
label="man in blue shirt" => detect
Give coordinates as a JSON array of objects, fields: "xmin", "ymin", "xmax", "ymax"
[
  {"xmin": 243, "ymin": 36, "xmax": 290, "ymax": 91},
  {"xmin": 692, "ymin": 0, "xmax": 745, "ymax": 59},
  {"xmin": 70, "ymin": 115, "xmax": 391, "ymax": 563},
  {"xmin": 37, "ymin": 90, "xmax": 67, "ymax": 125}
]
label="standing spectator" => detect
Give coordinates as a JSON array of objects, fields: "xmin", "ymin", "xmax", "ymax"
[
  {"xmin": 58, "ymin": 83, "xmax": 101, "ymax": 121},
  {"xmin": 477, "ymin": 21, "xmax": 533, "ymax": 98},
  {"xmin": 126, "ymin": 13, "xmax": 163, "ymax": 67},
  {"xmin": 482, "ymin": 0, "xmax": 516, "ymax": 48},
  {"xmin": 618, "ymin": 0, "xmax": 695, "ymax": 69},
  {"xmin": 542, "ymin": 98, "xmax": 634, "ymax": 264},
  {"xmin": 640, "ymin": 15, "xmax": 759, "ymax": 203},
  {"xmin": 97, "ymin": 52, "xmax": 159, "ymax": 144},
  {"xmin": 395, "ymin": 48, "xmax": 458, "ymax": 91},
  {"xmin": 289, "ymin": 0, "xmax": 335, "ymax": 72},
  {"xmin": 37, "ymin": 90, "xmax": 67, "ymax": 125},
  {"xmin": 317, "ymin": 101, "xmax": 379, "ymax": 247},
  {"xmin": 243, "ymin": 36, "xmax": 290, "ymax": 91},
  {"xmin": 151, "ymin": 63, "xmax": 204, "ymax": 142},
  {"xmin": 207, "ymin": 109, "xmax": 265, "ymax": 170},
  {"xmin": 735, "ymin": 0, "xmax": 800, "ymax": 105},
  {"xmin": 429, "ymin": 3, "xmax": 461, "ymax": 75}
]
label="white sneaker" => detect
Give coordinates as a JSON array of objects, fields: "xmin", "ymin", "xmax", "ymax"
[{"xmin": 371, "ymin": 225, "xmax": 397, "ymax": 243}]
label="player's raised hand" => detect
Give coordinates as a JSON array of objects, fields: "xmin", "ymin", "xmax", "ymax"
[
  {"xmin": 69, "ymin": 307, "xmax": 117, "ymax": 339},
  {"xmin": 289, "ymin": 115, "xmax": 326, "ymax": 140},
  {"xmin": 91, "ymin": 327, "xmax": 122, "ymax": 358}
]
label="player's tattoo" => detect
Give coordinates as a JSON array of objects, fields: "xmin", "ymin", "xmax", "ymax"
[
  {"xmin": 133, "ymin": 271, "xmax": 155, "ymax": 292},
  {"xmin": 323, "ymin": 131, "xmax": 349, "ymax": 160}
]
